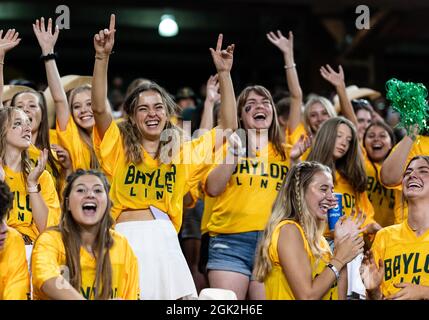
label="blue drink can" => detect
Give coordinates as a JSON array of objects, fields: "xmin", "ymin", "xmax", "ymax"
[{"xmin": 328, "ymin": 193, "xmax": 343, "ymax": 231}]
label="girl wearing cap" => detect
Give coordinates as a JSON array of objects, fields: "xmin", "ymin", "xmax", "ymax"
[
  {"xmin": 33, "ymin": 17, "xmax": 100, "ymax": 174},
  {"xmin": 31, "ymin": 169, "xmax": 139, "ymax": 300},
  {"xmin": 91, "ymin": 15, "xmax": 236, "ymax": 299},
  {"xmin": 254, "ymin": 161, "xmax": 365, "ymax": 299},
  {"xmin": 361, "ymin": 156, "xmax": 429, "ymax": 300}
]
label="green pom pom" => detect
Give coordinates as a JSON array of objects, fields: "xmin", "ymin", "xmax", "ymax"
[{"xmin": 386, "ymin": 78, "xmax": 429, "ymax": 135}]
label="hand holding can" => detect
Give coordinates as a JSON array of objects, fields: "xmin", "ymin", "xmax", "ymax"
[{"xmin": 328, "ymin": 193, "xmax": 343, "ymax": 231}]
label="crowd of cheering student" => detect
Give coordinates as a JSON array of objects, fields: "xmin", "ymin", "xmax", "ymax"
[{"xmin": 1, "ymin": 14, "xmax": 429, "ymax": 300}]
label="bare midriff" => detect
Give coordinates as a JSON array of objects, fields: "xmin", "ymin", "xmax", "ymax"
[{"xmin": 116, "ymin": 208, "xmax": 154, "ymax": 223}]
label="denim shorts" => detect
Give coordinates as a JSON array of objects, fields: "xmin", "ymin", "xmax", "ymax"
[{"xmin": 207, "ymin": 231, "xmax": 263, "ymax": 278}]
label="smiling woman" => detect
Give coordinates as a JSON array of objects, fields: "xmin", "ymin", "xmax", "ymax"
[
  {"xmin": 254, "ymin": 161, "xmax": 365, "ymax": 300},
  {"xmin": 361, "ymin": 156, "xmax": 429, "ymax": 300},
  {"xmin": 31, "ymin": 170, "xmax": 139, "ymax": 300},
  {"xmin": 11, "ymin": 89, "xmax": 65, "ymax": 192},
  {"xmin": 0, "ymin": 106, "xmax": 61, "ymax": 275},
  {"xmin": 32, "ymin": 17, "xmax": 100, "ymax": 172}
]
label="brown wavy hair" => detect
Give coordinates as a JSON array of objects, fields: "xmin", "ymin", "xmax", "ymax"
[{"xmin": 119, "ymin": 81, "xmax": 182, "ymax": 164}]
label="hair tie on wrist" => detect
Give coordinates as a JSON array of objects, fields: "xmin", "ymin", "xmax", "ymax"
[{"xmin": 40, "ymin": 52, "xmax": 57, "ymax": 62}]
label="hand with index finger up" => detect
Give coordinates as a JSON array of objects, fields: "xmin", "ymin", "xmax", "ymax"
[{"xmin": 209, "ymin": 34, "xmax": 235, "ymax": 73}]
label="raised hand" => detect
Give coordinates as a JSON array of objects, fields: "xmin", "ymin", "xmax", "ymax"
[
  {"xmin": 0, "ymin": 29, "xmax": 21, "ymax": 56},
  {"xmin": 290, "ymin": 134, "xmax": 311, "ymax": 161},
  {"xmin": 320, "ymin": 64, "xmax": 345, "ymax": 88},
  {"xmin": 33, "ymin": 17, "xmax": 59, "ymax": 56},
  {"xmin": 205, "ymin": 74, "xmax": 220, "ymax": 104},
  {"xmin": 94, "ymin": 14, "xmax": 116, "ymax": 57},
  {"xmin": 27, "ymin": 149, "xmax": 48, "ymax": 188},
  {"xmin": 209, "ymin": 34, "xmax": 234, "ymax": 73},
  {"xmin": 266, "ymin": 30, "xmax": 294, "ymax": 57},
  {"xmin": 360, "ymin": 250, "xmax": 384, "ymax": 291}
]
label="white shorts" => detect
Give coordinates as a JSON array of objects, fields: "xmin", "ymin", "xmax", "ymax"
[{"xmin": 115, "ymin": 220, "xmax": 197, "ymax": 300}]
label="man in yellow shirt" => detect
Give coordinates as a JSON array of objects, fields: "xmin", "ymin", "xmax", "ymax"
[{"xmin": 0, "ymin": 180, "xmax": 31, "ymax": 300}]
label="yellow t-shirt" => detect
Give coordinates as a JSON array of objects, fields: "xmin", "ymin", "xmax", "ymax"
[
  {"xmin": 372, "ymin": 220, "xmax": 429, "ymax": 298},
  {"xmin": 49, "ymin": 129, "xmax": 59, "ymax": 145},
  {"xmin": 265, "ymin": 220, "xmax": 338, "ymax": 300},
  {"xmin": 56, "ymin": 117, "xmax": 93, "ymax": 171},
  {"xmin": 4, "ymin": 166, "xmax": 61, "ymax": 243},
  {"xmin": 31, "ymin": 229, "xmax": 139, "ymax": 300},
  {"xmin": 0, "ymin": 227, "xmax": 30, "ymax": 300},
  {"xmin": 93, "ymin": 121, "xmax": 214, "ymax": 232},
  {"xmin": 287, "ymin": 122, "xmax": 307, "ymax": 146},
  {"xmin": 364, "ymin": 157, "xmax": 399, "ymax": 227},
  {"xmin": 206, "ymin": 143, "xmax": 291, "ymax": 235}
]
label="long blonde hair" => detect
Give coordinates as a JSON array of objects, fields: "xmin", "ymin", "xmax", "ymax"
[{"xmin": 254, "ymin": 161, "xmax": 332, "ymax": 281}]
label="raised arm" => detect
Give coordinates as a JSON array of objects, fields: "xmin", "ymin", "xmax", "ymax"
[
  {"xmin": 199, "ymin": 74, "xmax": 220, "ymax": 132},
  {"xmin": 0, "ymin": 29, "xmax": 21, "ymax": 107},
  {"xmin": 91, "ymin": 14, "xmax": 115, "ymax": 139},
  {"xmin": 380, "ymin": 130, "xmax": 416, "ymax": 187},
  {"xmin": 33, "ymin": 17, "xmax": 69, "ymax": 130},
  {"xmin": 267, "ymin": 30, "xmax": 303, "ymax": 133},
  {"xmin": 209, "ymin": 34, "xmax": 237, "ymax": 131},
  {"xmin": 320, "ymin": 65, "xmax": 358, "ymax": 129}
]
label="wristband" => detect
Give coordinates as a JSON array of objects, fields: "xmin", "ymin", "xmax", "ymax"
[
  {"xmin": 40, "ymin": 52, "xmax": 57, "ymax": 62},
  {"xmin": 27, "ymin": 184, "xmax": 41, "ymax": 193},
  {"xmin": 284, "ymin": 63, "xmax": 296, "ymax": 70},
  {"xmin": 327, "ymin": 263, "xmax": 340, "ymax": 280}
]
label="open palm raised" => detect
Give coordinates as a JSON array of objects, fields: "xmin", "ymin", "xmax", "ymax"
[{"xmin": 0, "ymin": 29, "xmax": 21, "ymax": 55}]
